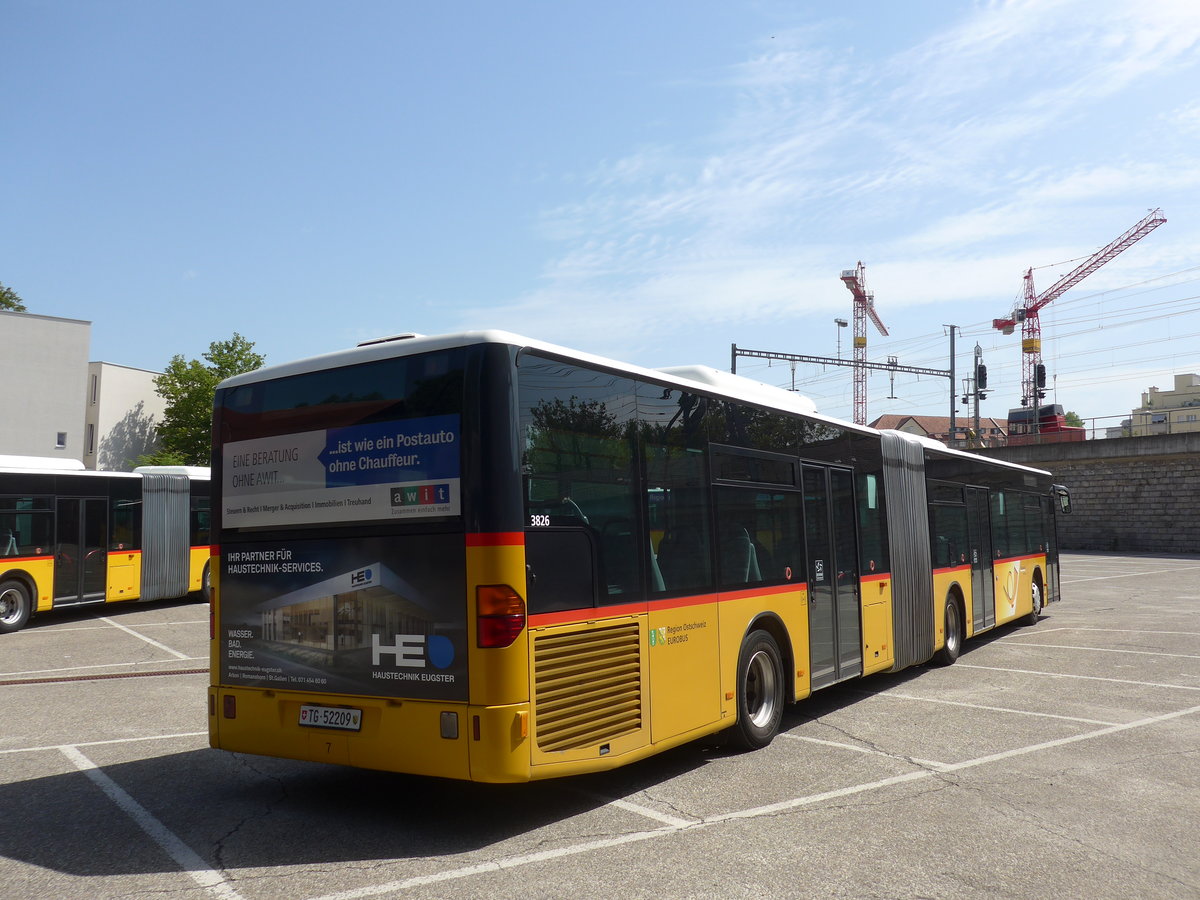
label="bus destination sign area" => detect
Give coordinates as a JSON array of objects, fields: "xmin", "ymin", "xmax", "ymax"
[{"xmin": 222, "ymin": 414, "xmax": 461, "ymax": 528}]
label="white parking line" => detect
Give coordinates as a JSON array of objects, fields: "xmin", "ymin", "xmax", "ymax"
[
  {"xmin": 1063, "ymin": 627, "xmax": 1200, "ymax": 637},
  {"xmin": 863, "ymin": 691, "xmax": 1121, "ymax": 726},
  {"xmin": 780, "ymin": 732, "xmax": 947, "ymax": 768},
  {"xmin": 6, "ymin": 619, "xmax": 208, "ymax": 636},
  {"xmin": 60, "ymin": 746, "xmax": 245, "ymax": 900},
  {"xmin": 1003, "ymin": 627, "xmax": 1071, "ymax": 636},
  {"xmin": 959, "ymin": 663, "xmax": 1200, "ymax": 691},
  {"xmin": 567, "ymin": 788, "xmax": 697, "ymax": 828},
  {"xmin": 1062, "ymin": 564, "xmax": 1200, "ymax": 584},
  {"xmin": 0, "ymin": 731, "xmax": 206, "ymax": 755},
  {"xmin": 303, "ymin": 705, "xmax": 1200, "ymax": 900},
  {"xmin": 99, "ymin": 616, "xmax": 191, "ymax": 659},
  {"xmin": 997, "ymin": 642, "xmax": 1200, "ymax": 661}
]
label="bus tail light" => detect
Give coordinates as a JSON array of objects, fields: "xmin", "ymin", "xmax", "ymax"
[{"xmin": 476, "ymin": 584, "xmax": 525, "ymax": 648}]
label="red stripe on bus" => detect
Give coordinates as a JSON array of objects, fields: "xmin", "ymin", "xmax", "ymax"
[
  {"xmin": 932, "ymin": 564, "xmax": 971, "ymax": 575},
  {"xmin": 466, "ymin": 532, "xmax": 525, "ymax": 547},
  {"xmin": 528, "ymin": 583, "xmax": 810, "ymax": 627},
  {"xmin": 994, "ymin": 553, "xmax": 1047, "ymax": 565}
]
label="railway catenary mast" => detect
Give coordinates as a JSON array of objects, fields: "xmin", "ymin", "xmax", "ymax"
[
  {"xmin": 840, "ymin": 261, "xmax": 889, "ymax": 426},
  {"xmin": 992, "ymin": 208, "xmax": 1166, "ymax": 410}
]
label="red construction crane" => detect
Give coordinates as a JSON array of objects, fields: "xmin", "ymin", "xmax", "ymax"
[
  {"xmin": 840, "ymin": 261, "xmax": 888, "ymax": 425},
  {"xmin": 993, "ymin": 208, "xmax": 1166, "ymax": 409}
]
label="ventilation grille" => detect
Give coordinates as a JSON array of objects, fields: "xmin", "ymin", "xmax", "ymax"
[{"xmin": 533, "ymin": 621, "xmax": 642, "ymax": 752}]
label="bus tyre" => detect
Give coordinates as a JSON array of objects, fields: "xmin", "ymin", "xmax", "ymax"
[
  {"xmin": 1024, "ymin": 578, "xmax": 1043, "ymax": 626},
  {"xmin": 732, "ymin": 629, "xmax": 785, "ymax": 751},
  {"xmin": 933, "ymin": 596, "xmax": 962, "ymax": 666},
  {"xmin": 201, "ymin": 561, "xmax": 212, "ymax": 604},
  {"xmin": 0, "ymin": 579, "xmax": 32, "ymax": 634}
]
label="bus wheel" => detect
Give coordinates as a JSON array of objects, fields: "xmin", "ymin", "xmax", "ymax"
[
  {"xmin": 732, "ymin": 629, "xmax": 784, "ymax": 751},
  {"xmin": 1024, "ymin": 578, "xmax": 1043, "ymax": 626},
  {"xmin": 0, "ymin": 579, "xmax": 32, "ymax": 634},
  {"xmin": 933, "ymin": 596, "xmax": 962, "ymax": 666},
  {"xmin": 201, "ymin": 561, "xmax": 212, "ymax": 604}
]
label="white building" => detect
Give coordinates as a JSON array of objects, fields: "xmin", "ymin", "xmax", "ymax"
[
  {"xmin": 84, "ymin": 362, "xmax": 167, "ymax": 470},
  {"xmin": 1131, "ymin": 373, "xmax": 1200, "ymax": 436},
  {"xmin": 1, "ymin": 310, "xmax": 166, "ymax": 470},
  {"xmin": 1, "ymin": 310, "xmax": 90, "ymax": 460}
]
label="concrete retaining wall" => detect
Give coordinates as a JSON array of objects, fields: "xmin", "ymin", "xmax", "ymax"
[{"xmin": 978, "ymin": 433, "xmax": 1200, "ymax": 553}]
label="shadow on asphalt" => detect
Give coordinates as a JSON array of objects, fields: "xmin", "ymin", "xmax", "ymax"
[{"xmin": 0, "ymin": 617, "xmax": 1043, "ymax": 877}]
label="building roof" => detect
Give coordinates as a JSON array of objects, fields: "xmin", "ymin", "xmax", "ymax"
[{"xmin": 868, "ymin": 414, "xmax": 1008, "ymax": 436}]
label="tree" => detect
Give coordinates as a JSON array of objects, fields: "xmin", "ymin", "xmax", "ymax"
[
  {"xmin": 142, "ymin": 333, "xmax": 265, "ymax": 466},
  {"xmin": 1065, "ymin": 410, "xmax": 1084, "ymax": 428},
  {"xmin": 1, "ymin": 281, "xmax": 27, "ymax": 312}
]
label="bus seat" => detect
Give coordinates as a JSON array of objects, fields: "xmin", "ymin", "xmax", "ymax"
[
  {"xmin": 648, "ymin": 539, "xmax": 665, "ymax": 592},
  {"xmin": 656, "ymin": 526, "xmax": 709, "ymax": 591},
  {"xmin": 721, "ymin": 526, "xmax": 762, "ymax": 584}
]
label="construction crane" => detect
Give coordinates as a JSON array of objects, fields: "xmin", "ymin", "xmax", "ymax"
[
  {"xmin": 840, "ymin": 261, "xmax": 889, "ymax": 425},
  {"xmin": 993, "ymin": 208, "xmax": 1166, "ymax": 410}
]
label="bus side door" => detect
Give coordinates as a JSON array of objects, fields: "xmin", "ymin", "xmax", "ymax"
[
  {"xmin": 965, "ymin": 487, "xmax": 995, "ymax": 631},
  {"xmin": 53, "ymin": 497, "xmax": 108, "ymax": 605},
  {"xmin": 803, "ymin": 465, "xmax": 862, "ymax": 690}
]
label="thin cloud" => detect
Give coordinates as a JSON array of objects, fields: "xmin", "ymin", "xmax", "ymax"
[{"xmin": 478, "ymin": 0, "xmax": 1200, "ymax": 399}]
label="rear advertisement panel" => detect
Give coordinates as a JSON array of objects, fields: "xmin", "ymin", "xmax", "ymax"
[
  {"xmin": 222, "ymin": 414, "xmax": 460, "ymax": 529},
  {"xmin": 218, "ymin": 534, "xmax": 467, "ymax": 701}
]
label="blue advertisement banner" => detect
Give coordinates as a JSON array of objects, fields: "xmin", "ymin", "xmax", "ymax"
[{"xmin": 222, "ymin": 414, "xmax": 461, "ymax": 527}]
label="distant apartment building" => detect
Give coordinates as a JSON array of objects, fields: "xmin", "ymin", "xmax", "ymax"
[
  {"xmin": 867, "ymin": 414, "xmax": 1008, "ymax": 448},
  {"xmin": 1, "ymin": 310, "xmax": 165, "ymax": 470},
  {"xmin": 1130, "ymin": 373, "xmax": 1200, "ymax": 436},
  {"xmin": 1, "ymin": 310, "xmax": 90, "ymax": 460},
  {"xmin": 84, "ymin": 362, "xmax": 167, "ymax": 470}
]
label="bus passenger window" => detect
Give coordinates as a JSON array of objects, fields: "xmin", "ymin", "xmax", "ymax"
[{"xmin": 714, "ymin": 486, "xmax": 802, "ymax": 588}]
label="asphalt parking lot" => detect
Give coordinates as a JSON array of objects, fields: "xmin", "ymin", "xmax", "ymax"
[{"xmin": 2, "ymin": 551, "xmax": 1198, "ymax": 900}]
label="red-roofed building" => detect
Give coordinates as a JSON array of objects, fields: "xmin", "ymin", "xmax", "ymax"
[{"xmin": 868, "ymin": 414, "xmax": 1009, "ymax": 448}]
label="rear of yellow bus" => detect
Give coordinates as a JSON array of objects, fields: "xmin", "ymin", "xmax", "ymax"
[{"xmin": 207, "ymin": 338, "xmax": 537, "ymax": 782}]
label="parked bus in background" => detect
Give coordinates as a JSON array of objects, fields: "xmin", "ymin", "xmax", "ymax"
[
  {"xmin": 0, "ymin": 458, "xmax": 211, "ymax": 633},
  {"xmin": 208, "ymin": 331, "xmax": 1071, "ymax": 783},
  {"xmin": 1006, "ymin": 404, "xmax": 1086, "ymax": 446}
]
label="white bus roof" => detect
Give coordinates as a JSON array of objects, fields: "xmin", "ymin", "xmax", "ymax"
[
  {"xmin": 217, "ymin": 329, "xmax": 872, "ymax": 437},
  {"xmin": 133, "ymin": 465, "xmax": 211, "ymax": 479},
  {"xmin": 0, "ymin": 455, "xmax": 86, "ymax": 471},
  {"xmin": 216, "ymin": 330, "xmax": 1050, "ymax": 479}
]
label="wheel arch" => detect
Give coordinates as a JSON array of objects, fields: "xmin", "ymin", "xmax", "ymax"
[
  {"xmin": 0, "ymin": 568, "xmax": 39, "ymax": 604},
  {"xmin": 744, "ymin": 611, "xmax": 796, "ymax": 702},
  {"xmin": 0, "ymin": 569, "xmax": 39, "ymax": 632}
]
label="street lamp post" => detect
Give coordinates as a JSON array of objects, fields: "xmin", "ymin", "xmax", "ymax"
[{"xmin": 835, "ymin": 318, "xmax": 848, "ymax": 359}]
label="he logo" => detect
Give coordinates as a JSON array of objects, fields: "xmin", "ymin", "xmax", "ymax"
[
  {"xmin": 371, "ymin": 633, "xmax": 457, "ymax": 669},
  {"xmin": 350, "ymin": 567, "xmax": 373, "ymax": 587},
  {"xmin": 372, "ymin": 633, "xmax": 426, "ymax": 667}
]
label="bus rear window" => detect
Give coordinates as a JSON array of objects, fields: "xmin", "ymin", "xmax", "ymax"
[
  {"xmin": 219, "ymin": 349, "xmax": 465, "ymax": 442},
  {"xmin": 216, "ymin": 349, "xmax": 466, "ymax": 530}
]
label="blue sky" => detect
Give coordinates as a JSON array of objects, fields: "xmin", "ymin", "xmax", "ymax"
[{"xmin": 5, "ymin": 0, "xmax": 1200, "ymax": 428}]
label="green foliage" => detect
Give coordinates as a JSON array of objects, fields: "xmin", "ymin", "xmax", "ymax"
[
  {"xmin": 133, "ymin": 449, "xmax": 191, "ymax": 467},
  {"xmin": 1064, "ymin": 410, "xmax": 1084, "ymax": 428},
  {"xmin": 154, "ymin": 333, "xmax": 265, "ymax": 465},
  {"xmin": 0, "ymin": 282, "xmax": 27, "ymax": 312}
]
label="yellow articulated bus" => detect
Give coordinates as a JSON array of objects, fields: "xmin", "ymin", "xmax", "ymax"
[
  {"xmin": 207, "ymin": 331, "xmax": 1070, "ymax": 782},
  {"xmin": 0, "ymin": 458, "xmax": 212, "ymax": 633}
]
